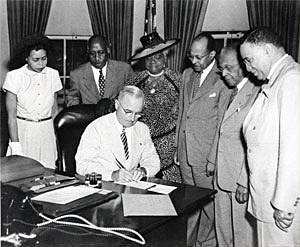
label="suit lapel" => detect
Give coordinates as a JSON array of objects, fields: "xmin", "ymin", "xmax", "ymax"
[
  {"xmin": 187, "ymin": 72, "xmax": 198, "ymax": 102},
  {"xmin": 105, "ymin": 60, "xmax": 114, "ymax": 96},
  {"xmin": 82, "ymin": 62, "xmax": 100, "ymax": 102},
  {"xmin": 223, "ymin": 80, "xmax": 254, "ymax": 122},
  {"xmin": 262, "ymin": 55, "xmax": 291, "ymax": 98},
  {"xmin": 190, "ymin": 63, "xmax": 219, "ymax": 103}
]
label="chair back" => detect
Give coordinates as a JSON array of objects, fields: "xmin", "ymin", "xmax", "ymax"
[{"xmin": 54, "ymin": 99, "xmax": 114, "ymax": 176}]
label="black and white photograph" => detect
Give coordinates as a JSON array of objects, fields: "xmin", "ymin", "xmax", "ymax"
[{"xmin": 1, "ymin": 0, "xmax": 299, "ymax": 246}]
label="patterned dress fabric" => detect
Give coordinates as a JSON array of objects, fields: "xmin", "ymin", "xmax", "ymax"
[{"xmin": 126, "ymin": 68, "xmax": 182, "ymax": 183}]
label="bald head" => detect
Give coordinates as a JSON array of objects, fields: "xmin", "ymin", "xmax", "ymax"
[
  {"xmin": 218, "ymin": 44, "xmax": 244, "ymax": 87},
  {"xmin": 87, "ymin": 35, "xmax": 110, "ymax": 69},
  {"xmin": 88, "ymin": 35, "xmax": 109, "ymax": 49},
  {"xmin": 188, "ymin": 32, "xmax": 216, "ymax": 72}
]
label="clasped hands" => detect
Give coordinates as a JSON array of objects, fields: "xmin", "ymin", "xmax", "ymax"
[{"xmin": 112, "ymin": 167, "xmax": 146, "ymax": 182}]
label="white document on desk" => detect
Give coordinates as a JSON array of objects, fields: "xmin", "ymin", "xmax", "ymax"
[
  {"xmin": 116, "ymin": 181, "xmax": 177, "ymax": 194},
  {"xmin": 31, "ymin": 185, "xmax": 101, "ymax": 204},
  {"xmin": 122, "ymin": 194, "xmax": 177, "ymax": 216}
]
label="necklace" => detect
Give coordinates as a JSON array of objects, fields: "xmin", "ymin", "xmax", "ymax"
[
  {"xmin": 146, "ymin": 70, "xmax": 165, "ymax": 94},
  {"xmin": 146, "ymin": 70, "xmax": 164, "ymax": 77}
]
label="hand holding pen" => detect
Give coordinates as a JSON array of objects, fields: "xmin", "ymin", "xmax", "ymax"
[
  {"xmin": 130, "ymin": 167, "xmax": 146, "ymax": 182},
  {"xmin": 113, "ymin": 156, "xmax": 145, "ymax": 182}
]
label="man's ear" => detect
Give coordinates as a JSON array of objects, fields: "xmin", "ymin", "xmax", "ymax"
[
  {"xmin": 264, "ymin": 43, "xmax": 272, "ymax": 56},
  {"xmin": 209, "ymin": 50, "xmax": 216, "ymax": 59},
  {"xmin": 106, "ymin": 47, "xmax": 111, "ymax": 55}
]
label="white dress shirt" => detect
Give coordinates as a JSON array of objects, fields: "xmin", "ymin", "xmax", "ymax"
[{"xmin": 91, "ymin": 63, "xmax": 108, "ymax": 93}]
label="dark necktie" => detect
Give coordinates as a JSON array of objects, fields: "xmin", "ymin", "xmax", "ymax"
[
  {"xmin": 121, "ymin": 127, "xmax": 129, "ymax": 160},
  {"xmin": 227, "ymin": 87, "xmax": 238, "ymax": 109},
  {"xmin": 192, "ymin": 72, "xmax": 202, "ymax": 98},
  {"xmin": 98, "ymin": 69, "xmax": 105, "ymax": 97}
]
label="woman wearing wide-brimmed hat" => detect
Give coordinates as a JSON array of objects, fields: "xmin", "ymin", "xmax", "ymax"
[{"xmin": 126, "ymin": 32, "xmax": 182, "ymax": 183}]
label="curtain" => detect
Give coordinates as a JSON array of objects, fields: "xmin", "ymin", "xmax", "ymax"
[
  {"xmin": 7, "ymin": 0, "xmax": 52, "ymax": 58},
  {"xmin": 246, "ymin": 0, "xmax": 299, "ymax": 62},
  {"xmin": 86, "ymin": 0, "xmax": 134, "ymax": 62},
  {"xmin": 164, "ymin": 0, "xmax": 209, "ymax": 72}
]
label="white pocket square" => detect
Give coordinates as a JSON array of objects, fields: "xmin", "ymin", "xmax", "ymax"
[{"xmin": 209, "ymin": 92, "xmax": 216, "ymax": 98}]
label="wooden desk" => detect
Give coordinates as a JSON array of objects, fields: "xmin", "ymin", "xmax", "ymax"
[{"xmin": 11, "ymin": 178, "xmax": 216, "ymax": 247}]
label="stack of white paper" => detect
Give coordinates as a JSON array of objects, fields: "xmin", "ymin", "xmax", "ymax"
[
  {"xmin": 122, "ymin": 194, "xmax": 177, "ymax": 216},
  {"xmin": 32, "ymin": 185, "xmax": 102, "ymax": 204}
]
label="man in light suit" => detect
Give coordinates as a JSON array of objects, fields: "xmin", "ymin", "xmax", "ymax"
[
  {"xmin": 207, "ymin": 44, "xmax": 259, "ymax": 247},
  {"xmin": 175, "ymin": 32, "xmax": 229, "ymax": 247},
  {"xmin": 76, "ymin": 85, "xmax": 160, "ymax": 182},
  {"xmin": 240, "ymin": 27, "xmax": 300, "ymax": 246},
  {"xmin": 66, "ymin": 35, "xmax": 133, "ymax": 106}
]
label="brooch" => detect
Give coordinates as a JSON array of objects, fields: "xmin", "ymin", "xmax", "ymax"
[{"xmin": 150, "ymin": 88, "xmax": 156, "ymax": 94}]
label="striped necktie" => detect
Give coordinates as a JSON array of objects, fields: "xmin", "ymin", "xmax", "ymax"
[
  {"xmin": 98, "ymin": 69, "xmax": 105, "ymax": 97},
  {"xmin": 121, "ymin": 127, "xmax": 129, "ymax": 160}
]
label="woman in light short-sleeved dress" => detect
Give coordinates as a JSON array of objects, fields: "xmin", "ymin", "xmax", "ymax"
[{"xmin": 2, "ymin": 35, "xmax": 62, "ymax": 169}]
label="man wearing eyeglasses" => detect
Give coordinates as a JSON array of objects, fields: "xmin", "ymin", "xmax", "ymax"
[
  {"xmin": 66, "ymin": 35, "xmax": 134, "ymax": 106},
  {"xmin": 175, "ymin": 32, "xmax": 229, "ymax": 247},
  {"xmin": 75, "ymin": 85, "xmax": 160, "ymax": 182},
  {"xmin": 207, "ymin": 43, "xmax": 260, "ymax": 247}
]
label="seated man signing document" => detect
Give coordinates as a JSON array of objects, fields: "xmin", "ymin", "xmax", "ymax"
[{"xmin": 76, "ymin": 85, "xmax": 160, "ymax": 182}]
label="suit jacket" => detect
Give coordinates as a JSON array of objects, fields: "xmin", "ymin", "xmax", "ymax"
[
  {"xmin": 66, "ymin": 60, "xmax": 133, "ymax": 106},
  {"xmin": 176, "ymin": 62, "xmax": 230, "ymax": 171},
  {"xmin": 208, "ymin": 79, "xmax": 260, "ymax": 192},
  {"xmin": 243, "ymin": 55, "xmax": 300, "ymax": 222},
  {"xmin": 75, "ymin": 112, "xmax": 160, "ymax": 181}
]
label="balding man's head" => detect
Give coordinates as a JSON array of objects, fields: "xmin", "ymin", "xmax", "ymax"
[
  {"xmin": 219, "ymin": 43, "xmax": 244, "ymax": 87},
  {"xmin": 188, "ymin": 32, "xmax": 216, "ymax": 72},
  {"xmin": 115, "ymin": 86, "xmax": 144, "ymax": 128},
  {"xmin": 87, "ymin": 35, "xmax": 110, "ymax": 69}
]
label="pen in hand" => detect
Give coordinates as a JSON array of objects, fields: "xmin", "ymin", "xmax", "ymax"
[{"xmin": 115, "ymin": 157, "xmax": 126, "ymax": 169}]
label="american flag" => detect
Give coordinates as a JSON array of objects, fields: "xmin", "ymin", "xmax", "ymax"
[{"xmin": 144, "ymin": 0, "xmax": 157, "ymax": 35}]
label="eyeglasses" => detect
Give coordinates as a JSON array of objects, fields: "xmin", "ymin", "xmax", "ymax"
[
  {"xmin": 117, "ymin": 100, "xmax": 143, "ymax": 118},
  {"xmin": 88, "ymin": 50, "xmax": 106, "ymax": 57},
  {"xmin": 187, "ymin": 53, "xmax": 209, "ymax": 61},
  {"xmin": 219, "ymin": 64, "xmax": 239, "ymax": 73}
]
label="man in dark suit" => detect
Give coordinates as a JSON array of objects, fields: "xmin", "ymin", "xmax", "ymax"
[
  {"xmin": 175, "ymin": 32, "xmax": 229, "ymax": 247},
  {"xmin": 207, "ymin": 43, "xmax": 259, "ymax": 247},
  {"xmin": 66, "ymin": 35, "xmax": 134, "ymax": 106}
]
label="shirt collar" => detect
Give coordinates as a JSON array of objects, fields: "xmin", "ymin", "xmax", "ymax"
[
  {"xmin": 114, "ymin": 112, "xmax": 123, "ymax": 134},
  {"xmin": 23, "ymin": 65, "xmax": 47, "ymax": 75},
  {"xmin": 267, "ymin": 54, "xmax": 288, "ymax": 80},
  {"xmin": 113, "ymin": 112, "xmax": 133, "ymax": 134},
  {"xmin": 91, "ymin": 62, "xmax": 108, "ymax": 77},
  {"xmin": 236, "ymin": 77, "xmax": 248, "ymax": 92},
  {"xmin": 201, "ymin": 59, "xmax": 215, "ymax": 81}
]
